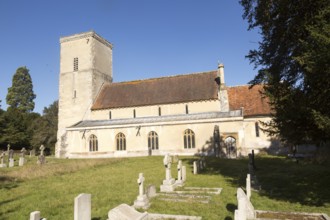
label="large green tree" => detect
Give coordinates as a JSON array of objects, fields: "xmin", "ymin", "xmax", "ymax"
[
  {"xmin": 6, "ymin": 66, "xmax": 36, "ymax": 112},
  {"xmin": 240, "ymin": 0, "xmax": 330, "ymax": 145},
  {"xmin": 30, "ymin": 100, "xmax": 58, "ymax": 153}
]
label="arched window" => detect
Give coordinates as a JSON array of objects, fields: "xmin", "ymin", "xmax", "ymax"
[
  {"xmin": 89, "ymin": 134, "xmax": 98, "ymax": 152},
  {"xmin": 109, "ymin": 111, "xmax": 112, "ymax": 119},
  {"xmin": 116, "ymin": 133, "xmax": 126, "ymax": 151},
  {"xmin": 184, "ymin": 129, "xmax": 195, "ymax": 149},
  {"xmin": 148, "ymin": 131, "xmax": 159, "ymax": 150},
  {"xmin": 225, "ymin": 136, "xmax": 236, "ymax": 157}
]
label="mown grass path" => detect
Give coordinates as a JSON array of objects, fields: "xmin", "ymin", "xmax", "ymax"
[{"xmin": 0, "ymin": 156, "xmax": 329, "ymax": 219}]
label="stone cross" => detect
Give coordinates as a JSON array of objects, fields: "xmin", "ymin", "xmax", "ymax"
[
  {"xmin": 40, "ymin": 145, "xmax": 45, "ymax": 156},
  {"xmin": 137, "ymin": 173, "xmax": 145, "ymax": 197},
  {"xmin": 163, "ymin": 153, "xmax": 172, "ymax": 180},
  {"xmin": 21, "ymin": 147, "xmax": 27, "ymax": 158},
  {"xmin": 9, "ymin": 149, "xmax": 14, "ymax": 159},
  {"xmin": 7, "ymin": 144, "xmax": 10, "ymax": 154}
]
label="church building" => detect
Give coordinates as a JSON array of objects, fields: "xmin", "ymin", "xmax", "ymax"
[{"xmin": 56, "ymin": 31, "xmax": 274, "ymax": 158}]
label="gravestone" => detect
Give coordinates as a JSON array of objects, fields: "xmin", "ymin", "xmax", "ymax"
[
  {"xmin": 246, "ymin": 174, "xmax": 251, "ymax": 201},
  {"xmin": 74, "ymin": 193, "xmax": 91, "ymax": 220},
  {"xmin": 7, "ymin": 144, "xmax": 10, "ymax": 156},
  {"xmin": 37, "ymin": 145, "xmax": 46, "ymax": 165},
  {"xmin": 134, "ymin": 173, "xmax": 150, "ymax": 209},
  {"xmin": 19, "ymin": 147, "xmax": 27, "ymax": 166},
  {"xmin": 8, "ymin": 149, "xmax": 14, "ymax": 167},
  {"xmin": 30, "ymin": 211, "xmax": 40, "ymax": 220},
  {"xmin": 160, "ymin": 153, "xmax": 176, "ymax": 192},
  {"xmin": 0, "ymin": 151, "xmax": 7, "ymax": 168},
  {"xmin": 234, "ymin": 188, "xmax": 255, "ymax": 220},
  {"xmin": 30, "ymin": 149, "xmax": 35, "ymax": 157},
  {"xmin": 193, "ymin": 161, "xmax": 198, "ymax": 174},
  {"xmin": 175, "ymin": 160, "xmax": 184, "ymax": 186},
  {"xmin": 146, "ymin": 184, "xmax": 157, "ymax": 198},
  {"xmin": 108, "ymin": 204, "xmax": 148, "ymax": 220},
  {"xmin": 182, "ymin": 165, "xmax": 187, "ymax": 182}
]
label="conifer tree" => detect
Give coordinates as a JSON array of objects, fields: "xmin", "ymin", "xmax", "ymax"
[
  {"xmin": 240, "ymin": 0, "xmax": 330, "ymax": 145},
  {"xmin": 6, "ymin": 67, "xmax": 36, "ymax": 112}
]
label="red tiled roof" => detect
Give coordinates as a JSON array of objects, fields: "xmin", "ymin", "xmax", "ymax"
[
  {"xmin": 227, "ymin": 85, "xmax": 271, "ymax": 116},
  {"xmin": 92, "ymin": 71, "xmax": 219, "ymax": 110}
]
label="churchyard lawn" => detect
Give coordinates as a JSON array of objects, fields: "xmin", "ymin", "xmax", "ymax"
[{"xmin": 0, "ymin": 155, "xmax": 329, "ymax": 219}]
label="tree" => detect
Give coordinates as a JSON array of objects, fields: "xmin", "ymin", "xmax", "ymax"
[
  {"xmin": 6, "ymin": 66, "xmax": 36, "ymax": 112},
  {"xmin": 240, "ymin": 0, "xmax": 330, "ymax": 145},
  {"xmin": 31, "ymin": 101, "xmax": 58, "ymax": 153}
]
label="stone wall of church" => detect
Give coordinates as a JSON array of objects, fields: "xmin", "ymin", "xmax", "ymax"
[{"xmin": 91, "ymin": 100, "xmax": 221, "ymax": 120}]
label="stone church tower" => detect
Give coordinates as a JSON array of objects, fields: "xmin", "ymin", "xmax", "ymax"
[{"xmin": 56, "ymin": 31, "xmax": 113, "ymax": 157}]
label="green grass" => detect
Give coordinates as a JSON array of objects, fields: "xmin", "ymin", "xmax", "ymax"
[{"xmin": 0, "ymin": 155, "xmax": 329, "ymax": 220}]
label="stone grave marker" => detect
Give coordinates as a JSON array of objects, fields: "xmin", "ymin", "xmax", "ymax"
[
  {"xmin": 0, "ymin": 151, "xmax": 7, "ymax": 168},
  {"xmin": 74, "ymin": 193, "xmax": 91, "ymax": 220},
  {"xmin": 175, "ymin": 160, "xmax": 184, "ymax": 186},
  {"xmin": 193, "ymin": 161, "xmax": 198, "ymax": 174},
  {"xmin": 30, "ymin": 211, "xmax": 40, "ymax": 220},
  {"xmin": 108, "ymin": 204, "xmax": 148, "ymax": 220},
  {"xmin": 146, "ymin": 184, "xmax": 157, "ymax": 198},
  {"xmin": 37, "ymin": 145, "xmax": 46, "ymax": 165},
  {"xmin": 134, "ymin": 173, "xmax": 150, "ymax": 209},
  {"xmin": 246, "ymin": 174, "xmax": 251, "ymax": 201},
  {"xmin": 19, "ymin": 147, "xmax": 27, "ymax": 166},
  {"xmin": 182, "ymin": 165, "xmax": 187, "ymax": 182},
  {"xmin": 160, "ymin": 153, "xmax": 176, "ymax": 192},
  {"xmin": 8, "ymin": 149, "xmax": 14, "ymax": 167},
  {"xmin": 234, "ymin": 188, "xmax": 255, "ymax": 220},
  {"xmin": 30, "ymin": 149, "xmax": 35, "ymax": 157},
  {"xmin": 7, "ymin": 144, "xmax": 10, "ymax": 156}
]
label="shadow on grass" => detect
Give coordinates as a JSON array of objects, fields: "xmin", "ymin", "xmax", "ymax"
[
  {"xmin": 182, "ymin": 156, "xmax": 330, "ymax": 207},
  {"xmin": 0, "ymin": 176, "xmax": 19, "ymax": 190}
]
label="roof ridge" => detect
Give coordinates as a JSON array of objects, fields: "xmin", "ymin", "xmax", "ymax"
[{"xmin": 111, "ymin": 70, "xmax": 217, "ymax": 85}]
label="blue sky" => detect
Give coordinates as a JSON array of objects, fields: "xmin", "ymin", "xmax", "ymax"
[{"xmin": 0, "ymin": 0, "xmax": 260, "ymax": 114}]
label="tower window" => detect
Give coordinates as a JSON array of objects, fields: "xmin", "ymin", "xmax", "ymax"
[
  {"xmin": 185, "ymin": 104, "xmax": 189, "ymax": 114},
  {"xmin": 73, "ymin": 90, "xmax": 77, "ymax": 98},
  {"xmin": 109, "ymin": 111, "xmax": 112, "ymax": 119},
  {"xmin": 73, "ymin": 57, "xmax": 78, "ymax": 71},
  {"xmin": 158, "ymin": 107, "xmax": 161, "ymax": 116},
  {"xmin": 133, "ymin": 109, "xmax": 136, "ymax": 118}
]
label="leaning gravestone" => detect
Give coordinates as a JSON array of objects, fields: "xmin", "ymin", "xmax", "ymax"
[
  {"xmin": 74, "ymin": 193, "xmax": 91, "ymax": 220},
  {"xmin": 108, "ymin": 204, "xmax": 148, "ymax": 220},
  {"xmin": 134, "ymin": 173, "xmax": 150, "ymax": 209},
  {"xmin": 160, "ymin": 154, "xmax": 176, "ymax": 192},
  {"xmin": 8, "ymin": 149, "xmax": 14, "ymax": 167},
  {"xmin": 0, "ymin": 151, "xmax": 7, "ymax": 168},
  {"xmin": 19, "ymin": 147, "xmax": 27, "ymax": 166}
]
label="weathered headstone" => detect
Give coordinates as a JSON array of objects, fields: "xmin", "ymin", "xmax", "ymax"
[
  {"xmin": 37, "ymin": 145, "xmax": 46, "ymax": 165},
  {"xmin": 193, "ymin": 161, "xmax": 198, "ymax": 174},
  {"xmin": 146, "ymin": 184, "xmax": 157, "ymax": 198},
  {"xmin": 30, "ymin": 149, "xmax": 36, "ymax": 157},
  {"xmin": 30, "ymin": 211, "xmax": 40, "ymax": 220},
  {"xmin": 0, "ymin": 151, "xmax": 7, "ymax": 168},
  {"xmin": 134, "ymin": 173, "xmax": 150, "ymax": 209},
  {"xmin": 74, "ymin": 193, "xmax": 91, "ymax": 220},
  {"xmin": 8, "ymin": 149, "xmax": 14, "ymax": 167},
  {"xmin": 160, "ymin": 153, "xmax": 176, "ymax": 192},
  {"xmin": 182, "ymin": 165, "xmax": 187, "ymax": 182},
  {"xmin": 234, "ymin": 188, "xmax": 255, "ymax": 220},
  {"xmin": 175, "ymin": 160, "xmax": 184, "ymax": 186},
  {"xmin": 108, "ymin": 204, "xmax": 148, "ymax": 220},
  {"xmin": 19, "ymin": 147, "xmax": 27, "ymax": 166},
  {"xmin": 246, "ymin": 174, "xmax": 251, "ymax": 201}
]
